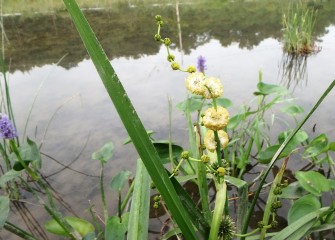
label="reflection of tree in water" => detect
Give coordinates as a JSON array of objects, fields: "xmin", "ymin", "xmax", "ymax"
[
  {"xmin": 2, "ymin": 0, "xmax": 335, "ymax": 72},
  {"xmin": 279, "ymin": 54, "xmax": 309, "ymax": 91}
]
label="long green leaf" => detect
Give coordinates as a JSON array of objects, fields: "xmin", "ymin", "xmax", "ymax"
[
  {"xmin": 62, "ymin": 1, "xmax": 196, "ymax": 238},
  {"xmin": 270, "ymin": 207, "xmax": 333, "ymax": 240},
  {"xmin": 127, "ymin": 159, "xmax": 151, "ymax": 240}
]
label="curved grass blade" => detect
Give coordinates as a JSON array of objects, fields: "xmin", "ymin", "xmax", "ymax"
[
  {"xmin": 270, "ymin": 207, "xmax": 333, "ymax": 240},
  {"xmin": 62, "ymin": 1, "xmax": 197, "ymax": 238}
]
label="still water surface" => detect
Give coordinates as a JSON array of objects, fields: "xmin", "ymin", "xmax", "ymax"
[{"xmin": 2, "ymin": 0, "xmax": 335, "ymax": 239}]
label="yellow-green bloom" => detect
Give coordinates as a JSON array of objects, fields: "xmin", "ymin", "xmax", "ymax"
[
  {"xmin": 202, "ymin": 77, "xmax": 223, "ymax": 99},
  {"xmin": 204, "ymin": 130, "xmax": 229, "ymax": 152},
  {"xmin": 202, "ymin": 107, "xmax": 230, "ymax": 131},
  {"xmin": 185, "ymin": 72, "xmax": 206, "ymax": 95}
]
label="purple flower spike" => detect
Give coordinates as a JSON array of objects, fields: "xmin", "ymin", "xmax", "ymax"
[
  {"xmin": 197, "ymin": 56, "xmax": 207, "ymax": 73},
  {"xmin": 0, "ymin": 114, "xmax": 18, "ymax": 139}
]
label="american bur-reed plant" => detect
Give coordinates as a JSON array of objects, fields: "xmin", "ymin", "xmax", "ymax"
[
  {"xmin": 282, "ymin": 1, "xmax": 319, "ymax": 55},
  {"xmin": 1, "ymin": 0, "xmax": 335, "ymax": 239}
]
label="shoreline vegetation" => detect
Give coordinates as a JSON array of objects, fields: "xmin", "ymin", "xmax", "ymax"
[{"xmin": 2, "ymin": 0, "xmax": 335, "ymax": 73}]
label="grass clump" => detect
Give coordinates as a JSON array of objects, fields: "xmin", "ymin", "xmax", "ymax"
[{"xmin": 282, "ymin": 1, "xmax": 318, "ymax": 55}]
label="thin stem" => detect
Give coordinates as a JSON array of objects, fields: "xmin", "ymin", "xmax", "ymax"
[
  {"xmin": 100, "ymin": 162, "xmax": 108, "ymax": 222},
  {"xmin": 120, "ymin": 180, "xmax": 135, "ymax": 213},
  {"xmin": 4, "ymin": 221, "xmax": 38, "ymax": 240},
  {"xmin": 214, "ymin": 131, "xmax": 223, "ymax": 167}
]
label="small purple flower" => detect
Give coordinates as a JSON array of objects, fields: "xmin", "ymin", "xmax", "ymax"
[
  {"xmin": 0, "ymin": 114, "xmax": 18, "ymax": 139},
  {"xmin": 197, "ymin": 56, "xmax": 207, "ymax": 73}
]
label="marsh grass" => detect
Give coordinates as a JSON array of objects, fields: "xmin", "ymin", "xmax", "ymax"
[{"xmin": 282, "ymin": 1, "xmax": 318, "ymax": 55}]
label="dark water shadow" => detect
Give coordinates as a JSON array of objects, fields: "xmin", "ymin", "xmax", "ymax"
[{"xmin": 279, "ymin": 53, "xmax": 309, "ymax": 91}]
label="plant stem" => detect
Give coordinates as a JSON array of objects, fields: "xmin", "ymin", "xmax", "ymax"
[
  {"xmin": 4, "ymin": 221, "xmax": 38, "ymax": 240},
  {"xmin": 209, "ymin": 181, "xmax": 227, "ymax": 240},
  {"xmin": 100, "ymin": 162, "xmax": 108, "ymax": 223}
]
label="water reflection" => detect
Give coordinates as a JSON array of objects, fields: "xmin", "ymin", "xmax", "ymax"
[
  {"xmin": 279, "ymin": 54, "xmax": 309, "ymax": 90},
  {"xmin": 3, "ymin": 0, "xmax": 335, "ymax": 72}
]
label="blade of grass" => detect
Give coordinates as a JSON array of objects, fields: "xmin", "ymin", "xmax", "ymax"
[
  {"xmin": 270, "ymin": 207, "xmax": 334, "ymax": 240},
  {"xmin": 62, "ymin": 1, "xmax": 197, "ymax": 238},
  {"xmin": 241, "ymin": 79, "xmax": 335, "ymax": 239}
]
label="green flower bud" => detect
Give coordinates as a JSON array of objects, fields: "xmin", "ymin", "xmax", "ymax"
[
  {"xmin": 154, "ymin": 34, "xmax": 161, "ymax": 41},
  {"xmin": 167, "ymin": 54, "xmax": 175, "ymax": 62},
  {"xmin": 186, "ymin": 65, "xmax": 196, "ymax": 73},
  {"xmin": 153, "ymin": 202, "xmax": 160, "ymax": 209},
  {"xmin": 271, "ymin": 220, "xmax": 278, "ymax": 228},
  {"xmin": 153, "ymin": 195, "xmax": 161, "ymax": 202},
  {"xmin": 217, "ymin": 167, "xmax": 226, "ymax": 177},
  {"xmin": 171, "ymin": 62, "xmax": 180, "ymax": 70},
  {"xmin": 164, "ymin": 38, "xmax": 171, "ymax": 46},
  {"xmin": 150, "ymin": 182, "xmax": 156, "ymax": 189},
  {"xmin": 273, "ymin": 187, "xmax": 282, "ymax": 195},
  {"xmin": 201, "ymin": 155, "xmax": 210, "ymax": 164},
  {"xmin": 181, "ymin": 151, "xmax": 190, "ymax": 159},
  {"xmin": 155, "ymin": 15, "xmax": 162, "ymax": 21},
  {"xmin": 257, "ymin": 221, "xmax": 264, "ymax": 229}
]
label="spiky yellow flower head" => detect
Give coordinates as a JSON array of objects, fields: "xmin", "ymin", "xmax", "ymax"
[
  {"xmin": 202, "ymin": 77, "xmax": 223, "ymax": 99},
  {"xmin": 202, "ymin": 107, "xmax": 230, "ymax": 131},
  {"xmin": 217, "ymin": 167, "xmax": 226, "ymax": 177},
  {"xmin": 204, "ymin": 130, "xmax": 229, "ymax": 152},
  {"xmin": 185, "ymin": 72, "xmax": 206, "ymax": 95}
]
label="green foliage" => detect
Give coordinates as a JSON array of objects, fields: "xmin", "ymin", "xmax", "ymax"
[
  {"xmin": 105, "ymin": 213, "xmax": 129, "ymax": 240},
  {"xmin": 0, "ymin": 196, "xmax": 10, "ymax": 229},
  {"xmin": 92, "ymin": 141, "xmax": 114, "ymax": 163},
  {"xmin": 282, "ymin": 1, "xmax": 318, "ymax": 55},
  {"xmin": 110, "ymin": 171, "xmax": 132, "ymax": 192},
  {"xmin": 295, "ymin": 171, "xmax": 334, "ymax": 196},
  {"xmin": 44, "ymin": 216, "xmax": 95, "ymax": 237},
  {"xmin": 127, "ymin": 160, "xmax": 150, "ymax": 240},
  {"xmin": 287, "ymin": 194, "xmax": 321, "ymax": 225}
]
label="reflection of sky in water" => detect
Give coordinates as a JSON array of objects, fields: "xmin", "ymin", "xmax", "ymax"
[{"xmin": 6, "ymin": 25, "xmax": 335, "ymax": 237}]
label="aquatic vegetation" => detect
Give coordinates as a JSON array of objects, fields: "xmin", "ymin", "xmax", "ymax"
[
  {"xmin": 282, "ymin": 1, "xmax": 319, "ymax": 55},
  {"xmin": 1, "ymin": 0, "xmax": 335, "ymax": 240}
]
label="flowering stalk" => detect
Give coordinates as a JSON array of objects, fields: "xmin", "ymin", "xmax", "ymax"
[{"xmin": 209, "ymin": 180, "xmax": 227, "ymax": 240}]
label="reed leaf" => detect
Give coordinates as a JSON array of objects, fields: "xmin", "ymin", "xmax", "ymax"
[{"xmin": 62, "ymin": 0, "xmax": 197, "ymax": 238}]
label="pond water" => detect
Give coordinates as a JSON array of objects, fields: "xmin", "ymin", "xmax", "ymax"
[{"xmin": 1, "ymin": 0, "xmax": 335, "ymax": 239}]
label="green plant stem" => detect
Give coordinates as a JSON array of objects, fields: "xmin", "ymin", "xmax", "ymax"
[
  {"xmin": 209, "ymin": 181, "xmax": 227, "ymax": 240},
  {"xmin": 240, "ymin": 79, "xmax": 335, "ymax": 239},
  {"xmin": 4, "ymin": 221, "xmax": 38, "ymax": 240},
  {"xmin": 120, "ymin": 180, "xmax": 134, "ymax": 213},
  {"xmin": 214, "ymin": 131, "xmax": 223, "ymax": 167},
  {"xmin": 0, "ymin": 142, "xmax": 11, "ymax": 170},
  {"xmin": 99, "ymin": 163, "xmax": 108, "ymax": 223},
  {"xmin": 235, "ymin": 228, "xmax": 260, "ymax": 237}
]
